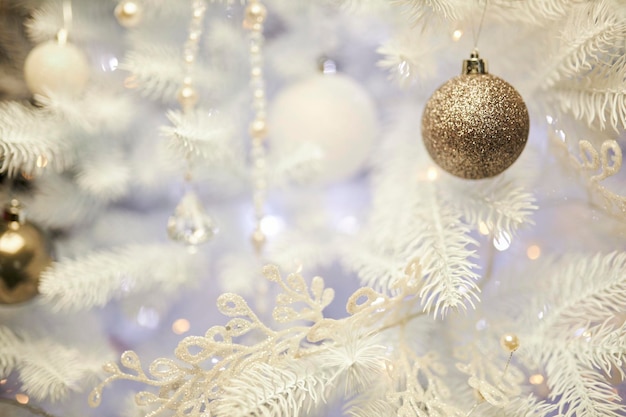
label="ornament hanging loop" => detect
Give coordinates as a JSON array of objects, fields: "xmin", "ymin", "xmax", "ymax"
[{"xmin": 471, "ymin": 0, "xmax": 489, "ymax": 49}]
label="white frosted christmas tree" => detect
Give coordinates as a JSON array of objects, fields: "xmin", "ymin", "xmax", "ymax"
[{"xmin": 0, "ymin": 1, "xmax": 625, "ymax": 417}]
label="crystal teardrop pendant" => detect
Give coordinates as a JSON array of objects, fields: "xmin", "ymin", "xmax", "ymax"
[{"xmin": 167, "ymin": 191, "xmax": 217, "ymax": 245}]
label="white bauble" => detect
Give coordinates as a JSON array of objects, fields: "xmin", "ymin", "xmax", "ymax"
[
  {"xmin": 268, "ymin": 74, "xmax": 378, "ymax": 183},
  {"xmin": 23, "ymin": 41, "xmax": 90, "ymax": 97}
]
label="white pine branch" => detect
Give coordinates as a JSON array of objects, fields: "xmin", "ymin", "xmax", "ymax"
[
  {"xmin": 121, "ymin": 47, "xmax": 221, "ymax": 102},
  {"xmin": 346, "ymin": 105, "xmax": 480, "ymax": 316},
  {"xmin": 317, "ymin": 329, "xmax": 388, "ymax": 394},
  {"xmin": 551, "ymin": 59, "xmax": 626, "ymax": 131},
  {"xmin": 478, "ymin": 395, "xmax": 555, "ymax": 417},
  {"xmin": 18, "ymin": 339, "xmax": 106, "ymax": 402},
  {"xmin": 345, "ymin": 396, "xmax": 397, "ymax": 417},
  {"xmin": 414, "ymin": 189, "xmax": 481, "ymax": 317},
  {"xmin": 75, "ymin": 145, "xmax": 131, "ymax": 200},
  {"xmin": 21, "ymin": 174, "xmax": 105, "ymax": 229},
  {"xmin": 0, "ymin": 326, "xmax": 22, "ymax": 375},
  {"xmin": 567, "ymin": 320, "xmax": 626, "ymax": 381},
  {"xmin": 490, "ymin": 0, "xmax": 578, "ymax": 24},
  {"xmin": 25, "ymin": 1, "xmax": 119, "ymax": 44},
  {"xmin": 214, "ymin": 361, "xmax": 329, "ymax": 417},
  {"xmin": 0, "ymin": 102, "xmax": 72, "ymax": 175},
  {"xmin": 534, "ymin": 252, "xmax": 626, "ymax": 329},
  {"xmin": 267, "ymin": 142, "xmax": 324, "ymax": 186},
  {"xmin": 376, "ymin": 30, "xmax": 439, "ymax": 87},
  {"xmin": 39, "ymin": 244, "xmax": 202, "ymax": 312},
  {"xmin": 120, "ymin": 46, "xmax": 186, "ymax": 101},
  {"xmin": 160, "ymin": 109, "xmax": 240, "ymax": 168},
  {"xmin": 37, "ymin": 87, "xmax": 136, "ymax": 134},
  {"xmin": 392, "ymin": 0, "xmax": 471, "ymax": 23},
  {"xmin": 543, "ymin": 0, "xmax": 626, "ymax": 87},
  {"xmin": 445, "ymin": 175, "xmax": 537, "ymax": 238},
  {"xmin": 544, "ymin": 349, "xmax": 623, "ymax": 417},
  {"xmin": 0, "ymin": 326, "xmax": 108, "ymax": 402}
]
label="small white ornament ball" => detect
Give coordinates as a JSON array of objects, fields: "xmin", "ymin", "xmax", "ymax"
[
  {"xmin": 268, "ymin": 74, "xmax": 378, "ymax": 183},
  {"xmin": 23, "ymin": 41, "xmax": 90, "ymax": 98}
]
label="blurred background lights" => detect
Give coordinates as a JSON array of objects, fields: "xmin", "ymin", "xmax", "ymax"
[
  {"xmin": 15, "ymin": 393, "xmax": 29, "ymax": 404},
  {"xmin": 172, "ymin": 318, "xmax": 190, "ymax": 335},
  {"xmin": 529, "ymin": 374, "xmax": 544, "ymax": 385},
  {"xmin": 478, "ymin": 221, "xmax": 490, "ymax": 236},
  {"xmin": 527, "ymin": 245, "xmax": 541, "ymax": 260},
  {"xmin": 260, "ymin": 215, "xmax": 285, "ymax": 237},
  {"xmin": 427, "ymin": 166, "xmax": 438, "ymax": 181},
  {"xmin": 452, "ymin": 29, "xmax": 463, "ymax": 41},
  {"xmin": 136, "ymin": 306, "xmax": 160, "ymax": 329}
]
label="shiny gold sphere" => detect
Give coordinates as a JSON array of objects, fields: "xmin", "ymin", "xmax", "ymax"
[
  {"xmin": 250, "ymin": 227, "xmax": 266, "ymax": 254},
  {"xmin": 0, "ymin": 201, "xmax": 53, "ymax": 304},
  {"xmin": 421, "ymin": 73, "xmax": 529, "ymax": 179},
  {"xmin": 244, "ymin": 2, "xmax": 267, "ymax": 26},
  {"xmin": 115, "ymin": 1, "xmax": 142, "ymax": 28},
  {"xmin": 177, "ymin": 85, "xmax": 198, "ymax": 112},
  {"xmin": 249, "ymin": 118, "xmax": 268, "ymax": 140},
  {"xmin": 500, "ymin": 333, "xmax": 520, "ymax": 352}
]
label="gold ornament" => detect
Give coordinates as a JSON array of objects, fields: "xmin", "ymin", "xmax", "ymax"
[
  {"xmin": 0, "ymin": 200, "xmax": 53, "ymax": 304},
  {"xmin": 177, "ymin": 84, "xmax": 199, "ymax": 113},
  {"xmin": 115, "ymin": 1, "xmax": 142, "ymax": 28},
  {"xmin": 421, "ymin": 51, "xmax": 529, "ymax": 179},
  {"xmin": 244, "ymin": 1, "xmax": 267, "ymax": 26},
  {"xmin": 500, "ymin": 333, "xmax": 520, "ymax": 352}
]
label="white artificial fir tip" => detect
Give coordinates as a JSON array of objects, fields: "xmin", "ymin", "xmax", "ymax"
[
  {"xmin": 446, "ymin": 176, "xmax": 537, "ymax": 239},
  {"xmin": 0, "ymin": 326, "xmax": 109, "ymax": 402},
  {"xmin": 376, "ymin": 31, "xmax": 439, "ymax": 87},
  {"xmin": 161, "ymin": 108, "xmax": 238, "ymax": 167},
  {"xmin": 542, "ymin": 0, "xmax": 626, "ymax": 88},
  {"xmin": 121, "ymin": 46, "xmax": 187, "ymax": 101},
  {"xmin": 0, "ymin": 102, "xmax": 71, "ymax": 176},
  {"xmin": 39, "ymin": 244, "xmax": 203, "ymax": 312}
]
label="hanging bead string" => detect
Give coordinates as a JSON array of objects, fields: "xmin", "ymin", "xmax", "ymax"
[
  {"xmin": 244, "ymin": 0, "xmax": 269, "ymax": 254},
  {"xmin": 177, "ymin": 0, "xmax": 208, "ymax": 184},
  {"xmin": 178, "ymin": 0, "xmax": 208, "ymax": 114},
  {"xmin": 56, "ymin": 0, "xmax": 72, "ymax": 44}
]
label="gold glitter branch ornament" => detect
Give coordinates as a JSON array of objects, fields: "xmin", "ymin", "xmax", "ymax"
[{"xmin": 421, "ymin": 50, "xmax": 529, "ymax": 179}]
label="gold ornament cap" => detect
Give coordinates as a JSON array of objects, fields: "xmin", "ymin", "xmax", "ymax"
[
  {"xmin": 462, "ymin": 50, "xmax": 488, "ymax": 75},
  {"xmin": 3, "ymin": 199, "xmax": 24, "ymax": 225}
]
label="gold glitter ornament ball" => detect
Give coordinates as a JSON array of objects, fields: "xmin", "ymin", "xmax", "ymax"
[
  {"xmin": 421, "ymin": 52, "xmax": 529, "ymax": 179},
  {"xmin": 0, "ymin": 200, "xmax": 53, "ymax": 304}
]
